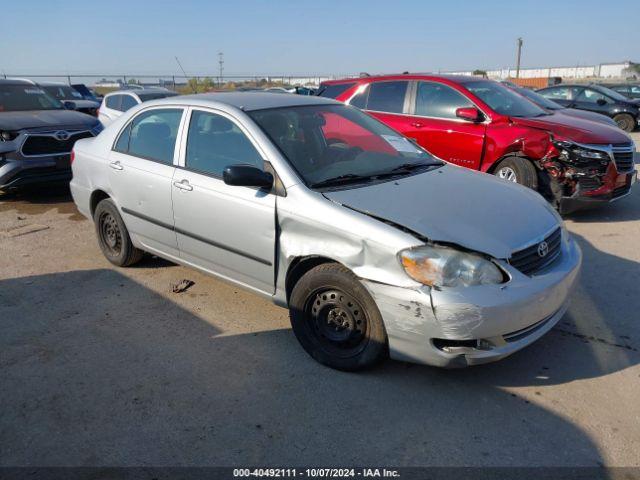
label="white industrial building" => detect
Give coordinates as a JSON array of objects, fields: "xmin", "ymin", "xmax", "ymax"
[{"xmin": 448, "ymin": 61, "xmax": 636, "ymax": 80}]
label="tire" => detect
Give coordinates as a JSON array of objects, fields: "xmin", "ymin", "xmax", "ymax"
[
  {"xmin": 289, "ymin": 263, "xmax": 388, "ymax": 371},
  {"xmin": 613, "ymin": 113, "xmax": 635, "ymax": 132},
  {"xmin": 93, "ymin": 198, "xmax": 144, "ymax": 267},
  {"xmin": 494, "ymin": 156, "xmax": 538, "ymax": 190}
]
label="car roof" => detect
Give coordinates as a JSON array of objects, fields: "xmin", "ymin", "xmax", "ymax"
[
  {"xmin": 153, "ymin": 92, "xmax": 338, "ymax": 111},
  {"xmin": 0, "ymin": 78, "xmax": 37, "ymax": 86},
  {"xmin": 322, "ymin": 73, "xmax": 489, "ymax": 85},
  {"xmin": 37, "ymin": 81, "xmax": 73, "ymax": 87}
]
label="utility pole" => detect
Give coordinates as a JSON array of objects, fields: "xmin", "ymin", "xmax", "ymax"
[
  {"xmin": 515, "ymin": 37, "xmax": 523, "ymax": 79},
  {"xmin": 218, "ymin": 52, "xmax": 224, "ymax": 87}
]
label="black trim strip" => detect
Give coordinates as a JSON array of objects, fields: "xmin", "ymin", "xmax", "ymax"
[{"xmin": 121, "ymin": 207, "xmax": 273, "ymax": 266}]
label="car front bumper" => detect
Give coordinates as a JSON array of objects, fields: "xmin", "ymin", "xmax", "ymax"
[
  {"xmin": 560, "ymin": 169, "xmax": 637, "ymax": 215},
  {"xmin": 0, "ymin": 155, "xmax": 73, "ymax": 191},
  {"xmin": 363, "ymin": 235, "xmax": 582, "ymax": 368}
]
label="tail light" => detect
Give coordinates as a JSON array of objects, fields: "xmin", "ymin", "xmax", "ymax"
[
  {"xmin": 96, "ymin": 108, "xmax": 100, "ymax": 118},
  {"xmin": 70, "ymin": 150, "xmax": 75, "ymax": 164}
]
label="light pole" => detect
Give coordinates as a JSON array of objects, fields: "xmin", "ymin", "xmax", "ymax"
[
  {"xmin": 515, "ymin": 37, "xmax": 523, "ymax": 79},
  {"xmin": 218, "ymin": 52, "xmax": 224, "ymax": 87}
]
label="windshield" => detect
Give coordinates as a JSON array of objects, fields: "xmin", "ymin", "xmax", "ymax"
[
  {"xmin": 249, "ymin": 104, "xmax": 441, "ymax": 188},
  {"xmin": 0, "ymin": 85, "xmax": 63, "ymax": 112},
  {"xmin": 515, "ymin": 88, "xmax": 563, "ymax": 110},
  {"xmin": 466, "ymin": 81, "xmax": 548, "ymax": 117},
  {"xmin": 43, "ymin": 85, "xmax": 84, "ymax": 101},
  {"xmin": 594, "ymin": 85, "xmax": 629, "ymax": 102}
]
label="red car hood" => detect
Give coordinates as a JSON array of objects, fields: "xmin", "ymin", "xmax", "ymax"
[{"xmin": 510, "ymin": 112, "xmax": 632, "ymax": 145}]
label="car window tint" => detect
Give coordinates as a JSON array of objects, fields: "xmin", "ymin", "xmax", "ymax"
[
  {"xmin": 415, "ymin": 81, "xmax": 472, "ymax": 118},
  {"xmin": 366, "ymin": 81, "xmax": 408, "ymax": 114},
  {"xmin": 540, "ymin": 87, "xmax": 569, "ymax": 100},
  {"xmin": 120, "ymin": 95, "xmax": 138, "ymax": 111},
  {"xmin": 185, "ymin": 110, "xmax": 263, "ymax": 177},
  {"xmin": 349, "ymin": 86, "xmax": 369, "ymax": 109},
  {"xmin": 576, "ymin": 88, "xmax": 610, "ymax": 104},
  {"xmin": 127, "ymin": 108, "xmax": 183, "ymax": 164},
  {"xmin": 317, "ymin": 83, "xmax": 355, "ymax": 98},
  {"xmin": 105, "ymin": 95, "xmax": 121, "ymax": 110}
]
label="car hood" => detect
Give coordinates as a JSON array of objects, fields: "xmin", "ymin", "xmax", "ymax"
[
  {"xmin": 323, "ymin": 165, "xmax": 560, "ymax": 259},
  {"xmin": 558, "ymin": 108, "xmax": 618, "ymax": 127},
  {"xmin": 71, "ymin": 99, "xmax": 100, "ymax": 109},
  {"xmin": 510, "ymin": 111, "xmax": 631, "ymax": 144},
  {"xmin": 0, "ymin": 110, "xmax": 99, "ymax": 131}
]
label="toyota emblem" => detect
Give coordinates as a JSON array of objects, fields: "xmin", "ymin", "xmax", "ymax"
[
  {"xmin": 537, "ymin": 241, "xmax": 549, "ymax": 258},
  {"xmin": 54, "ymin": 130, "xmax": 70, "ymax": 141}
]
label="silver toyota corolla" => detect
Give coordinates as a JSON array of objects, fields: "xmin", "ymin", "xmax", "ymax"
[{"xmin": 70, "ymin": 92, "xmax": 582, "ymax": 371}]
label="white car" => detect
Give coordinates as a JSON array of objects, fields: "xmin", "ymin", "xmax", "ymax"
[
  {"xmin": 70, "ymin": 92, "xmax": 581, "ymax": 371},
  {"xmin": 98, "ymin": 89, "xmax": 178, "ymax": 126}
]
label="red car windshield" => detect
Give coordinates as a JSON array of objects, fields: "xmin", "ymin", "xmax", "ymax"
[
  {"xmin": 466, "ymin": 81, "xmax": 549, "ymax": 117},
  {"xmin": 249, "ymin": 104, "xmax": 440, "ymax": 188}
]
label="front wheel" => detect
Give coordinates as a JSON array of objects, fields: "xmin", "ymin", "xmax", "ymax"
[
  {"xmin": 613, "ymin": 113, "xmax": 635, "ymax": 132},
  {"xmin": 289, "ymin": 263, "xmax": 388, "ymax": 371},
  {"xmin": 493, "ymin": 156, "xmax": 538, "ymax": 190}
]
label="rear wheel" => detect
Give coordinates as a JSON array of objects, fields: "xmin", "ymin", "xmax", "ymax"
[
  {"xmin": 94, "ymin": 198, "xmax": 143, "ymax": 267},
  {"xmin": 494, "ymin": 156, "xmax": 538, "ymax": 190},
  {"xmin": 289, "ymin": 263, "xmax": 388, "ymax": 371},
  {"xmin": 613, "ymin": 113, "xmax": 635, "ymax": 132}
]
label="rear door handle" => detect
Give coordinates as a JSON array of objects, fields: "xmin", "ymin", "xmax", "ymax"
[
  {"xmin": 173, "ymin": 179, "xmax": 193, "ymax": 191},
  {"xmin": 109, "ymin": 161, "xmax": 123, "ymax": 170}
]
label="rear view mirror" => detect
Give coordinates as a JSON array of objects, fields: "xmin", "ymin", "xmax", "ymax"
[
  {"xmin": 455, "ymin": 107, "xmax": 483, "ymax": 122},
  {"xmin": 223, "ymin": 165, "xmax": 273, "ymax": 189}
]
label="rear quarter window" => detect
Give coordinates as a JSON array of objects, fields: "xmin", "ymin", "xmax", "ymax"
[
  {"xmin": 317, "ymin": 83, "xmax": 356, "ymax": 99},
  {"xmin": 105, "ymin": 95, "xmax": 121, "ymax": 110}
]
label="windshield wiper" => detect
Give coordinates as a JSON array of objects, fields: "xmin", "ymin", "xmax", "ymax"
[
  {"xmin": 388, "ymin": 161, "xmax": 442, "ymax": 172},
  {"xmin": 310, "ymin": 174, "xmax": 376, "ymax": 189}
]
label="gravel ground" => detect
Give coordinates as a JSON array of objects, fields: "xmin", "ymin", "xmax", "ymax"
[{"xmin": 1, "ymin": 134, "xmax": 639, "ymax": 467}]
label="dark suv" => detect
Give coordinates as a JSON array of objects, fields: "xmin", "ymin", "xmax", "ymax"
[
  {"xmin": 0, "ymin": 79, "xmax": 102, "ymax": 193},
  {"xmin": 537, "ymin": 84, "xmax": 640, "ymax": 132}
]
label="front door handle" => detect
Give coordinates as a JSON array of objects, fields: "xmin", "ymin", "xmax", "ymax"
[
  {"xmin": 109, "ymin": 161, "xmax": 123, "ymax": 171},
  {"xmin": 411, "ymin": 122, "xmax": 425, "ymax": 128},
  {"xmin": 173, "ymin": 179, "xmax": 193, "ymax": 191}
]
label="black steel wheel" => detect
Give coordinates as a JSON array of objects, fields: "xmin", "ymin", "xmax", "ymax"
[
  {"xmin": 289, "ymin": 263, "xmax": 388, "ymax": 371},
  {"xmin": 93, "ymin": 198, "xmax": 144, "ymax": 267}
]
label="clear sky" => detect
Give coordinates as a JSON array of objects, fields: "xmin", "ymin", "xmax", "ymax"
[{"xmin": 1, "ymin": 0, "xmax": 638, "ymax": 76}]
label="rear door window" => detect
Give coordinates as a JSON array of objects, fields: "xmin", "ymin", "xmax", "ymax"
[
  {"xmin": 576, "ymin": 88, "xmax": 612, "ymax": 104},
  {"xmin": 125, "ymin": 108, "xmax": 183, "ymax": 164},
  {"xmin": 365, "ymin": 81, "xmax": 409, "ymax": 114},
  {"xmin": 120, "ymin": 95, "xmax": 138, "ymax": 111},
  {"xmin": 414, "ymin": 81, "xmax": 473, "ymax": 118}
]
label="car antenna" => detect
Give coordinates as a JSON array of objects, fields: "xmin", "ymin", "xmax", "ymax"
[{"xmin": 175, "ymin": 56, "xmax": 197, "ymax": 93}]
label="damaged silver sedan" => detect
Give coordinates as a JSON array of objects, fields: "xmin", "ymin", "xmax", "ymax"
[{"xmin": 70, "ymin": 92, "xmax": 582, "ymax": 370}]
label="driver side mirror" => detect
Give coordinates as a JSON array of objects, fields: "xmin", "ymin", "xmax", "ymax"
[
  {"xmin": 63, "ymin": 100, "xmax": 77, "ymax": 110},
  {"xmin": 455, "ymin": 107, "xmax": 483, "ymax": 122},
  {"xmin": 223, "ymin": 165, "xmax": 273, "ymax": 189},
  {"xmin": 596, "ymin": 98, "xmax": 607, "ymax": 106}
]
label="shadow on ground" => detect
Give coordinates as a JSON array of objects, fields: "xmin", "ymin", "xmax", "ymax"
[{"xmin": 3, "ymin": 262, "xmax": 633, "ymax": 468}]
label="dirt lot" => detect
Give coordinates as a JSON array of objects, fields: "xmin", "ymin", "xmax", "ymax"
[{"xmin": 1, "ymin": 134, "xmax": 639, "ymax": 467}]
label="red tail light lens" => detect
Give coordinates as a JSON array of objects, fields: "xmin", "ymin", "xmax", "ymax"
[{"xmin": 70, "ymin": 150, "xmax": 75, "ymax": 164}]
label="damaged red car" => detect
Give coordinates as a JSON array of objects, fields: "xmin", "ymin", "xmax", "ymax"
[{"xmin": 319, "ymin": 75, "xmax": 637, "ymax": 214}]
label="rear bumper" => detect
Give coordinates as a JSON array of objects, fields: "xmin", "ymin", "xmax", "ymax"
[{"xmin": 363, "ymin": 236, "xmax": 582, "ymax": 368}]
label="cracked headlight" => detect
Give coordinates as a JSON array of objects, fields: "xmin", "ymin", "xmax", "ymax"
[
  {"xmin": 553, "ymin": 140, "xmax": 609, "ymax": 164},
  {"xmin": 399, "ymin": 245, "xmax": 505, "ymax": 288}
]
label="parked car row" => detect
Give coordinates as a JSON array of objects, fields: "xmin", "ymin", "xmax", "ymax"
[{"xmin": 318, "ymin": 74, "xmax": 636, "ymax": 213}]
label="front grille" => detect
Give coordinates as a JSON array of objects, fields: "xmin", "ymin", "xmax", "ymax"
[
  {"xmin": 21, "ymin": 130, "xmax": 93, "ymax": 157},
  {"xmin": 577, "ymin": 176, "xmax": 601, "ymax": 191},
  {"xmin": 509, "ymin": 227, "xmax": 562, "ymax": 276},
  {"xmin": 612, "ymin": 144, "xmax": 635, "ymax": 172}
]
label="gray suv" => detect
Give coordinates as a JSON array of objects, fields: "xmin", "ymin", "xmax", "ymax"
[{"xmin": 0, "ymin": 79, "xmax": 102, "ymax": 192}]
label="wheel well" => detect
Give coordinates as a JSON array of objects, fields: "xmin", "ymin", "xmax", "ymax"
[
  {"xmin": 90, "ymin": 190, "xmax": 110, "ymax": 217},
  {"xmin": 285, "ymin": 256, "xmax": 338, "ymax": 303},
  {"xmin": 486, "ymin": 152, "xmax": 530, "ymax": 174}
]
